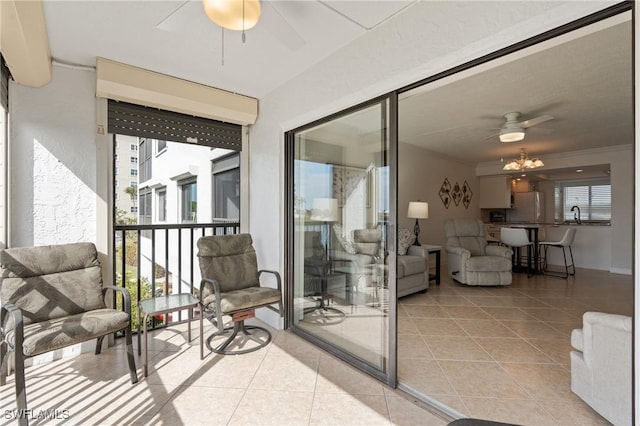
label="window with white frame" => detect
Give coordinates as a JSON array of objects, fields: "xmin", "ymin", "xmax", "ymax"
[
  {"xmin": 131, "ymin": 156, "xmax": 138, "ymax": 164},
  {"xmin": 130, "ymin": 169, "xmax": 138, "ymax": 176},
  {"xmin": 157, "ymin": 140, "xmax": 167, "ymax": 154},
  {"xmin": 180, "ymin": 178, "xmax": 197, "ymax": 223},
  {"xmin": 555, "ymin": 178, "xmax": 611, "ymax": 222},
  {"xmin": 130, "ymin": 144, "xmax": 138, "ymax": 151},
  {"xmin": 139, "ymin": 138, "xmax": 152, "ymax": 182},
  {"xmin": 156, "ymin": 188, "xmax": 167, "ymax": 222},
  {"xmin": 212, "ymin": 154, "xmax": 240, "ymax": 221},
  {"xmin": 138, "ymin": 189, "xmax": 152, "ymax": 224}
]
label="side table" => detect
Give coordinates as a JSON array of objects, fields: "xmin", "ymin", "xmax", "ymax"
[
  {"xmin": 138, "ymin": 293, "xmax": 203, "ymax": 377},
  {"xmin": 422, "ymin": 244, "xmax": 441, "ymax": 285}
]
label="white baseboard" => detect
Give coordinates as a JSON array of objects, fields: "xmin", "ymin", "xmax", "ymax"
[{"xmin": 610, "ymin": 267, "xmax": 632, "ymax": 275}]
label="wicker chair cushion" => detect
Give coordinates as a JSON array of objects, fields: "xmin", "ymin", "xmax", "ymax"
[
  {"xmin": 201, "ymin": 286, "xmax": 281, "ymax": 314},
  {"xmin": 5, "ymin": 308, "xmax": 129, "ymax": 357},
  {"xmin": 0, "ymin": 243, "xmax": 106, "ymax": 325},
  {"xmin": 198, "ymin": 234, "xmax": 260, "ymax": 294}
]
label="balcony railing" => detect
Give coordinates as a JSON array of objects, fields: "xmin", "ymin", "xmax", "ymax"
[{"xmin": 114, "ymin": 221, "xmax": 240, "ymax": 331}]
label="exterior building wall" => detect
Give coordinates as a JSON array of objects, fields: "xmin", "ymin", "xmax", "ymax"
[
  {"xmin": 136, "ymin": 140, "xmax": 238, "ymax": 295},
  {"xmin": 114, "ymin": 134, "xmax": 139, "ymax": 220}
]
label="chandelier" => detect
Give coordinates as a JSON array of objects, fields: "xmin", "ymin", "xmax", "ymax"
[{"xmin": 502, "ymin": 148, "xmax": 544, "ymax": 171}]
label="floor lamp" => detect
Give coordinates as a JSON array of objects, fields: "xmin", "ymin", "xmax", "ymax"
[
  {"xmin": 407, "ymin": 201, "xmax": 429, "ymax": 246},
  {"xmin": 311, "ymin": 198, "xmax": 339, "ymax": 260},
  {"xmin": 310, "ymin": 198, "xmax": 342, "ymax": 318}
]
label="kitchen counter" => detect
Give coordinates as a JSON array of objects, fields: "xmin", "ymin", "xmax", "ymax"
[
  {"xmin": 487, "ymin": 222, "xmax": 610, "ymax": 227},
  {"xmin": 484, "ymin": 223, "xmax": 611, "ymax": 271}
]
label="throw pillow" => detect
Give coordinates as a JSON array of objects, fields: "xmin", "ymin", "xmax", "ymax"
[
  {"xmin": 333, "ymin": 224, "xmax": 357, "ymax": 254},
  {"xmin": 397, "ymin": 228, "xmax": 415, "ymax": 256}
]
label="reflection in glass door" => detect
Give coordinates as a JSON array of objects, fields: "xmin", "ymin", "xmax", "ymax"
[{"xmin": 288, "ymin": 98, "xmax": 393, "ymax": 379}]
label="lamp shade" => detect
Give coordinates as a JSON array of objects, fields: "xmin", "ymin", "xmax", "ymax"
[
  {"xmin": 407, "ymin": 201, "xmax": 429, "ymax": 219},
  {"xmin": 203, "ymin": 0, "xmax": 261, "ymax": 31},
  {"xmin": 311, "ymin": 198, "xmax": 339, "ymax": 222}
]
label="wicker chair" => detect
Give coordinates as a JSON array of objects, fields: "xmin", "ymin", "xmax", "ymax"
[
  {"xmin": 0, "ymin": 242, "xmax": 138, "ymax": 425},
  {"xmin": 197, "ymin": 234, "xmax": 283, "ymax": 355}
]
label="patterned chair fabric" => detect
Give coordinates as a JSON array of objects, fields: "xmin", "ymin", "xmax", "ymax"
[
  {"xmin": 0, "ymin": 242, "xmax": 138, "ymax": 423},
  {"xmin": 198, "ymin": 234, "xmax": 281, "ymax": 314},
  {"xmin": 197, "ymin": 234, "xmax": 283, "ymax": 355}
]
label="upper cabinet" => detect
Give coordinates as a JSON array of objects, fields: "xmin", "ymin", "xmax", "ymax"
[
  {"xmin": 479, "ymin": 175, "xmax": 512, "ymax": 208},
  {"xmin": 512, "ymin": 179, "xmax": 538, "ymax": 193}
]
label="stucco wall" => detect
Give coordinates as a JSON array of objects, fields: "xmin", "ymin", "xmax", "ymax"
[{"xmin": 9, "ymin": 65, "xmax": 97, "ymax": 247}]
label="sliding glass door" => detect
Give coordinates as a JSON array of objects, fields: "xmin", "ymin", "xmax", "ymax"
[{"xmin": 286, "ymin": 96, "xmax": 396, "ymax": 382}]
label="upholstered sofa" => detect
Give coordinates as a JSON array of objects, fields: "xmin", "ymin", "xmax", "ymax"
[
  {"xmin": 444, "ymin": 218, "xmax": 512, "ymax": 286},
  {"xmin": 571, "ymin": 312, "xmax": 632, "ymax": 426},
  {"xmin": 331, "ymin": 227, "xmax": 428, "ymax": 297}
]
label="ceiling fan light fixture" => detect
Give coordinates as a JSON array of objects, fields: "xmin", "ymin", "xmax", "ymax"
[
  {"xmin": 203, "ymin": 0, "xmax": 261, "ymax": 31},
  {"xmin": 499, "ymin": 129, "xmax": 525, "ymax": 143}
]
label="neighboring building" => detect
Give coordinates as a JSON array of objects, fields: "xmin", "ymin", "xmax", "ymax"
[
  {"xmin": 114, "ymin": 134, "xmax": 139, "ymax": 222},
  {"xmin": 134, "ymin": 138, "xmax": 240, "ymax": 295}
]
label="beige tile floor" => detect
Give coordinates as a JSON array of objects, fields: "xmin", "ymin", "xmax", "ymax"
[
  {"xmin": 0, "ymin": 320, "xmax": 449, "ymax": 426},
  {"xmin": 398, "ymin": 266, "xmax": 633, "ymax": 425}
]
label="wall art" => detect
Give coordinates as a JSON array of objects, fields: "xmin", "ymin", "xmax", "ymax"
[
  {"xmin": 438, "ymin": 178, "xmax": 451, "ymax": 209},
  {"xmin": 451, "ymin": 181, "xmax": 462, "ymax": 206},
  {"xmin": 462, "ymin": 180, "xmax": 473, "ymax": 209}
]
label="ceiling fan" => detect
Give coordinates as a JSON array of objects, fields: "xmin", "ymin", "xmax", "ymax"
[
  {"xmin": 156, "ymin": 0, "xmax": 305, "ymax": 51},
  {"xmin": 492, "ymin": 111, "xmax": 555, "ymax": 142}
]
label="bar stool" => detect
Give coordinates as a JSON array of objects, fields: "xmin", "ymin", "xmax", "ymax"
[
  {"xmin": 538, "ymin": 228, "xmax": 576, "ymax": 278},
  {"xmin": 500, "ymin": 227, "xmax": 534, "ymax": 277}
]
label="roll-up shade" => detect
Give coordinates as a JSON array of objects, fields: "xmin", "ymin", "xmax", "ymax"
[
  {"xmin": 108, "ymin": 100, "xmax": 242, "ymax": 151},
  {"xmin": 96, "ymin": 58, "xmax": 257, "ymax": 125},
  {"xmin": 0, "ymin": 57, "xmax": 9, "ymax": 110}
]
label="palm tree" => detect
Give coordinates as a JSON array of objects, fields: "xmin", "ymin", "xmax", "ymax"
[{"xmin": 125, "ymin": 185, "xmax": 137, "ymax": 206}]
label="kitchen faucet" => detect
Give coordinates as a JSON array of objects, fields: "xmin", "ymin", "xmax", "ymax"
[{"xmin": 570, "ymin": 205, "xmax": 582, "ymax": 224}]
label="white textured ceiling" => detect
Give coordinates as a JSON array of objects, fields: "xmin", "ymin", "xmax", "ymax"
[
  {"xmin": 398, "ymin": 16, "xmax": 633, "ymax": 167},
  {"xmin": 42, "ymin": 1, "xmax": 632, "ymax": 174},
  {"xmin": 43, "ymin": 0, "xmax": 415, "ymax": 98}
]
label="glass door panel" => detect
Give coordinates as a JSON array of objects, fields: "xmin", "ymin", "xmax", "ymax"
[{"xmin": 290, "ymin": 99, "xmax": 391, "ymax": 375}]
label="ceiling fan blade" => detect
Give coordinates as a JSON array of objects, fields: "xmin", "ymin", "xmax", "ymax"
[
  {"xmin": 483, "ymin": 132, "xmax": 500, "ymax": 141},
  {"xmin": 262, "ymin": 2, "xmax": 305, "ymax": 51},
  {"xmin": 156, "ymin": 1, "xmax": 201, "ymax": 32},
  {"xmin": 410, "ymin": 123, "xmax": 475, "ymax": 138},
  {"xmin": 520, "ymin": 114, "xmax": 554, "ymax": 128}
]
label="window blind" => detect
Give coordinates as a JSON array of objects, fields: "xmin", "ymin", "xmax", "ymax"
[
  {"xmin": 560, "ymin": 179, "xmax": 611, "ymax": 221},
  {"xmin": 108, "ymin": 100, "xmax": 242, "ymax": 151}
]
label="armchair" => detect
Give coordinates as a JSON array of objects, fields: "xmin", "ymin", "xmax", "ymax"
[
  {"xmin": 197, "ymin": 234, "xmax": 283, "ymax": 355},
  {"xmin": 331, "ymin": 227, "xmax": 429, "ymax": 297},
  {"xmin": 0, "ymin": 242, "xmax": 138, "ymax": 425},
  {"xmin": 571, "ymin": 312, "xmax": 631, "ymax": 426},
  {"xmin": 444, "ymin": 218, "xmax": 512, "ymax": 286}
]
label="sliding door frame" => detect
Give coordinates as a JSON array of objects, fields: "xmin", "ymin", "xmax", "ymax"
[
  {"xmin": 283, "ymin": 1, "xmax": 633, "ymax": 403},
  {"xmin": 284, "ymin": 92, "xmax": 399, "ymax": 386}
]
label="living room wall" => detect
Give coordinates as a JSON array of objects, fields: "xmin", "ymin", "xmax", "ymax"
[{"xmin": 399, "ymin": 142, "xmax": 479, "ymax": 249}]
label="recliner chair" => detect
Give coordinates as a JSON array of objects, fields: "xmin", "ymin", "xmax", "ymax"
[
  {"xmin": 571, "ymin": 312, "xmax": 631, "ymax": 426},
  {"xmin": 444, "ymin": 218, "xmax": 512, "ymax": 286}
]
